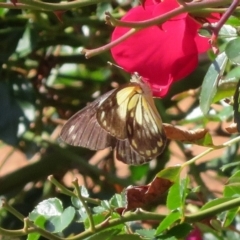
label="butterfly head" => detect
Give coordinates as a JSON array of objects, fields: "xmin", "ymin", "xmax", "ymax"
[{"xmin": 130, "ymin": 72, "xmax": 152, "ymax": 96}]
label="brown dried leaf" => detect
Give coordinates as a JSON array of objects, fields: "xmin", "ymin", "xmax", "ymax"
[
  {"xmin": 171, "ymin": 89, "xmax": 198, "ymax": 101},
  {"xmin": 225, "ymin": 123, "xmax": 238, "ymax": 134},
  {"xmin": 163, "ymin": 123, "xmax": 208, "ymax": 142},
  {"xmin": 125, "ymin": 176, "xmax": 173, "ymax": 211}
]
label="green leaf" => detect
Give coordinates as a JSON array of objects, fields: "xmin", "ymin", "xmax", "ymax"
[
  {"xmin": 196, "ymin": 222, "xmax": 219, "ymax": 238},
  {"xmin": 218, "ymin": 106, "xmax": 234, "ymax": 121},
  {"xmin": 155, "ymin": 210, "xmax": 181, "ymax": 235},
  {"xmin": 71, "ymin": 186, "xmax": 89, "ymax": 209},
  {"xmin": 0, "ymin": 24, "xmax": 26, "ymax": 63},
  {"xmin": 16, "ymin": 26, "xmax": 32, "ymax": 56},
  {"xmin": 110, "ymin": 194, "xmax": 125, "ymax": 208},
  {"xmin": 86, "ymin": 229, "xmax": 120, "ymax": 240},
  {"xmin": 227, "ymin": 16, "xmax": 240, "ymax": 26},
  {"xmin": 96, "ymin": 2, "xmax": 113, "ymax": 20},
  {"xmin": 29, "ymin": 198, "xmax": 75, "ymax": 233},
  {"xmin": 218, "ymin": 25, "xmax": 237, "ymax": 38},
  {"xmin": 164, "ymin": 223, "xmax": 193, "ymax": 239},
  {"xmin": 179, "ymin": 178, "xmax": 189, "ymax": 206},
  {"xmin": 223, "ymin": 207, "xmax": 239, "ymax": 227},
  {"xmin": 226, "ymin": 37, "xmax": 240, "ymax": 64},
  {"xmin": 167, "ymin": 183, "xmax": 181, "ymax": 211},
  {"xmin": 76, "ymin": 208, "xmax": 88, "ymax": 222},
  {"xmin": 111, "ymin": 234, "xmax": 142, "ymax": 240},
  {"xmin": 156, "ymin": 166, "xmax": 181, "ymax": 182},
  {"xmin": 130, "ymin": 164, "xmax": 150, "ymax": 182},
  {"xmin": 213, "ymin": 78, "xmax": 238, "ymax": 103},
  {"xmin": 27, "ymin": 216, "xmax": 46, "ymax": 240},
  {"xmin": 29, "ymin": 198, "xmax": 63, "ymax": 221},
  {"xmin": 201, "ymin": 197, "xmax": 237, "ymax": 211},
  {"xmin": 200, "ymin": 52, "xmax": 228, "ymax": 115},
  {"xmin": 167, "ymin": 178, "xmax": 189, "ymax": 211},
  {"xmin": 84, "ymin": 213, "xmax": 106, "ymax": 230},
  {"xmin": 224, "ymin": 170, "xmax": 240, "ymax": 197},
  {"xmin": 101, "ymin": 200, "xmax": 111, "ymax": 210},
  {"xmin": 226, "ymin": 66, "xmax": 240, "ymax": 79},
  {"xmin": 27, "ymin": 233, "xmax": 40, "ymax": 240},
  {"xmin": 135, "ymin": 229, "xmax": 156, "ymax": 239},
  {"xmin": 224, "ymin": 183, "xmax": 240, "ymax": 198},
  {"xmin": 71, "ymin": 196, "xmax": 82, "ymax": 209},
  {"xmin": 194, "ymin": 132, "xmax": 213, "ymax": 147},
  {"xmin": 221, "ymin": 162, "xmax": 240, "ymax": 172},
  {"xmin": 93, "ymin": 206, "xmax": 107, "ymax": 214},
  {"xmin": 227, "ymin": 170, "xmax": 240, "ymax": 184},
  {"xmin": 156, "ymin": 237, "xmax": 177, "ymax": 240},
  {"xmin": 81, "ymin": 185, "xmax": 90, "ymax": 197},
  {"xmin": 45, "ymin": 206, "xmax": 75, "ymax": 233}
]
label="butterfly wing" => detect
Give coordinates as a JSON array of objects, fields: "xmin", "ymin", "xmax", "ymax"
[
  {"xmin": 116, "ymin": 139, "xmax": 150, "ymax": 165},
  {"xmin": 96, "ymin": 83, "xmax": 142, "ymax": 139},
  {"xmin": 60, "ymin": 90, "xmax": 116, "ymax": 150},
  {"xmin": 126, "ymin": 93, "xmax": 166, "ymax": 158}
]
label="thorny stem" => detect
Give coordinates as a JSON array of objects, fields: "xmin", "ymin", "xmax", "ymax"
[
  {"xmin": 105, "ymin": 0, "xmax": 232, "ymax": 28},
  {"xmin": 67, "ymin": 197, "xmax": 240, "ymax": 240},
  {"xmin": 82, "ymin": 27, "xmax": 138, "ymax": 58},
  {"xmin": 48, "ymin": 175, "xmax": 76, "ymax": 197},
  {"xmin": 84, "ymin": 0, "xmax": 233, "ymax": 58},
  {"xmin": 49, "ymin": 175, "xmax": 101, "ymax": 205},
  {"xmin": 2, "ymin": 195, "xmax": 240, "ymax": 239},
  {"xmin": 1, "ymin": 199, "xmax": 25, "ymax": 221},
  {"xmin": 182, "ymin": 135, "xmax": 240, "ymax": 168},
  {"xmin": 208, "ymin": 0, "xmax": 240, "ymax": 54},
  {"xmin": 18, "ymin": 0, "xmax": 106, "ymax": 11},
  {"xmin": 72, "ymin": 179, "xmax": 96, "ymax": 232}
]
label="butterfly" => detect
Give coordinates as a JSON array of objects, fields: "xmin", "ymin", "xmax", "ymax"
[{"xmin": 60, "ymin": 73, "xmax": 166, "ymax": 165}]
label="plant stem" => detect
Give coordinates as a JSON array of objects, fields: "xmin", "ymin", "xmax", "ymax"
[
  {"xmin": 182, "ymin": 135, "xmax": 240, "ymax": 168},
  {"xmin": 18, "ymin": 0, "xmax": 109, "ymax": 11},
  {"xmin": 185, "ymin": 197, "xmax": 240, "ymax": 222},
  {"xmin": 67, "ymin": 196, "xmax": 240, "ymax": 239},
  {"xmin": 1, "ymin": 199, "xmax": 25, "ymax": 221},
  {"xmin": 48, "ymin": 175, "xmax": 76, "ymax": 197},
  {"xmin": 72, "ymin": 179, "xmax": 96, "ymax": 232}
]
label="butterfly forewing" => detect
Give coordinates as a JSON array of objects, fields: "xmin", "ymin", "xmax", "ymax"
[
  {"xmin": 60, "ymin": 90, "xmax": 116, "ymax": 150},
  {"xmin": 96, "ymin": 83, "xmax": 140, "ymax": 139}
]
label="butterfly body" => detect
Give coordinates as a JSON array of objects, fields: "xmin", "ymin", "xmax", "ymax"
[{"xmin": 60, "ymin": 73, "xmax": 166, "ymax": 165}]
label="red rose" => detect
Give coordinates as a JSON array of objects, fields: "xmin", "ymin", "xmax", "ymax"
[{"xmin": 111, "ymin": 0, "xmax": 216, "ymax": 97}]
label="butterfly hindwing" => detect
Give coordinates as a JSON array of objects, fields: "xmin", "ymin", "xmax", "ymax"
[
  {"xmin": 116, "ymin": 139, "xmax": 149, "ymax": 165},
  {"xmin": 60, "ymin": 90, "xmax": 116, "ymax": 150}
]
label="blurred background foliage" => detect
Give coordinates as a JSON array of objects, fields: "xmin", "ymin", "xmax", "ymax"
[{"xmin": 1, "ymin": 0, "xmax": 240, "ymax": 239}]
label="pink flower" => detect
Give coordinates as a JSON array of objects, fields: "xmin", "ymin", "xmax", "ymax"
[
  {"xmin": 186, "ymin": 227, "xmax": 202, "ymax": 240},
  {"xmin": 111, "ymin": 0, "xmax": 217, "ymax": 97}
]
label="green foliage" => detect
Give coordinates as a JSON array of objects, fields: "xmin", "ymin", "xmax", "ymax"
[
  {"xmin": 199, "ymin": 52, "xmax": 228, "ymax": 115},
  {"xmin": 1, "ymin": 1, "xmax": 240, "ymax": 240}
]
